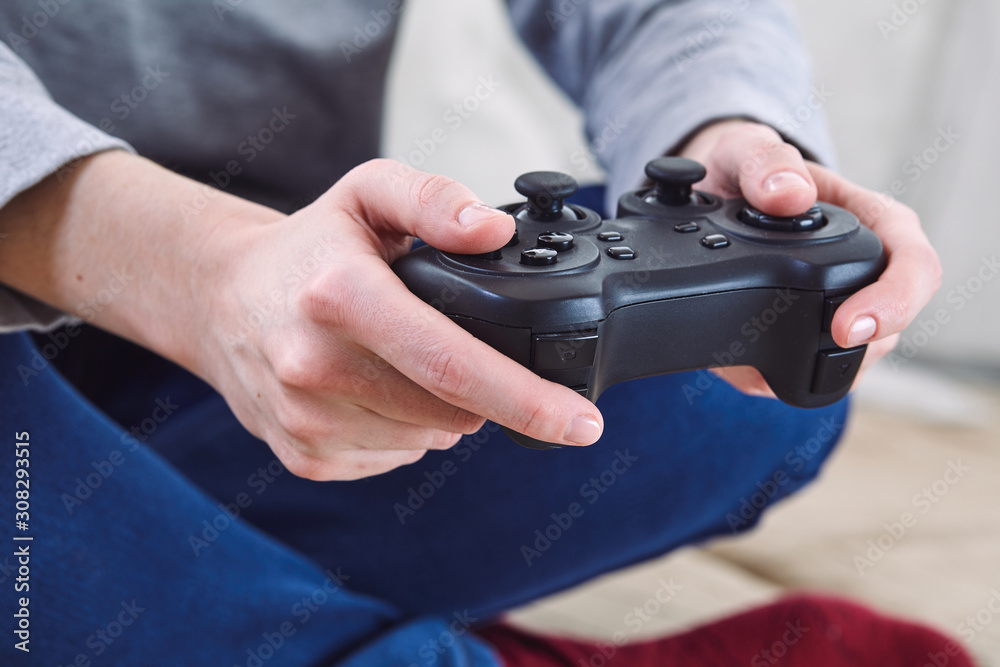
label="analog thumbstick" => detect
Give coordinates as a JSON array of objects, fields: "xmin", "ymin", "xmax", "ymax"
[
  {"xmin": 514, "ymin": 171, "xmax": 579, "ymax": 221},
  {"xmin": 645, "ymin": 157, "xmax": 707, "ymax": 206}
]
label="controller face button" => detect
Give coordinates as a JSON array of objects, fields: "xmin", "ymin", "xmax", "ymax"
[
  {"xmin": 505, "ymin": 229, "xmax": 520, "ymax": 247},
  {"xmin": 700, "ymin": 234, "xmax": 730, "ymax": 249},
  {"xmin": 812, "ymin": 346, "xmax": 868, "ymax": 394},
  {"xmin": 674, "ymin": 222, "xmax": 700, "ymax": 233},
  {"xmin": 520, "ymin": 247, "xmax": 559, "ymax": 266},
  {"xmin": 533, "ymin": 333, "xmax": 599, "ymax": 370},
  {"xmin": 740, "ymin": 205, "xmax": 827, "ymax": 232},
  {"xmin": 598, "ymin": 231, "xmax": 623, "ymax": 242},
  {"xmin": 606, "ymin": 246, "xmax": 637, "ymax": 260},
  {"xmin": 537, "ymin": 231, "xmax": 574, "ymax": 251}
]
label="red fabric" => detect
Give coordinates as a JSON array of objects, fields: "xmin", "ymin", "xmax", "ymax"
[{"xmin": 479, "ymin": 594, "xmax": 977, "ymax": 667}]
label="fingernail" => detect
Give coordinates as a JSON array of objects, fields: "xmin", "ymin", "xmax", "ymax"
[
  {"xmin": 763, "ymin": 171, "xmax": 811, "ymax": 193},
  {"xmin": 458, "ymin": 202, "xmax": 503, "ymax": 228},
  {"xmin": 564, "ymin": 416, "xmax": 602, "ymax": 445},
  {"xmin": 847, "ymin": 316, "xmax": 877, "ymax": 347}
]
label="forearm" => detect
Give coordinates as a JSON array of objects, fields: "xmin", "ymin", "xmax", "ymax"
[{"xmin": 0, "ymin": 150, "xmax": 283, "ymax": 374}]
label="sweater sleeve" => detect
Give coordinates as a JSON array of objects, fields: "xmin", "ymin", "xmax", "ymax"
[
  {"xmin": 505, "ymin": 0, "xmax": 835, "ymax": 211},
  {"xmin": 0, "ymin": 42, "xmax": 134, "ymax": 333}
]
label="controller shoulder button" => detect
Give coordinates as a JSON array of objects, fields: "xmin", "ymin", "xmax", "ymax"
[
  {"xmin": 822, "ymin": 295, "xmax": 850, "ymax": 332},
  {"xmin": 812, "ymin": 346, "xmax": 868, "ymax": 394},
  {"xmin": 532, "ymin": 332, "xmax": 599, "ymax": 370}
]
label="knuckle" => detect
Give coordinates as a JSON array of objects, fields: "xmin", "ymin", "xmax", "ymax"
[
  {"xmin": 410, "ymin": 173, "xmax": 459, "ymax": 212},
  {"xmin": 451, "ymin": 407, "xmax": 486, "ymax": 435},
  {"xmin": 723, "ymin": 122, "xmax": 781, "ymax": 151},
  {"xmin": 878, "ymin": 293, "xmax": 912, "ymax": 332},
  {"xmin": 766, "ymin": 142, "xmax": 805, "ymax": 166},
  {"xmin": 510, "ymin": 400, "xmax": 559, "ymax": 441},
  {"xmin": 296, "ymin": 263, "xmax": 355, "ymax": 325},
  {"xmin": 271, "ymin": 344, "xmax": 323, "ymax": 390},
  {"xmin": 424, "ymin": 430, "xmax": 462, "ymax": 451},
  {"xmin": 274, "ymin": 400, "xmax": 325, "ymax": 444},
  {"xmin": 415, "ymin": 343, "xmax": 474, "ymax": 401},
  {"xmin": 279, "ymin": 449, "xmax": 329, "ymax": 481}
]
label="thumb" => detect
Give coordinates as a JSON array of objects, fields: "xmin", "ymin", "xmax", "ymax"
[
  {"xmin": 701, "ymin": 123, "xmax": 818, "ymax": 218},
  {"xmin": 333, "ymin": 158, "xmax": 515, "ymax": 254}
]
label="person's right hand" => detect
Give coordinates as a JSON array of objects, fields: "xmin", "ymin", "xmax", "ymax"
[{"xmin": 194, "ymin": 159, "xmax": 604, "ymax": 480}]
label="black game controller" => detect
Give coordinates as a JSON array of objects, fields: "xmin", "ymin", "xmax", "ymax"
[{"xmin": 393, "ymin": 158, "xmax": 886, "ymax": 450}]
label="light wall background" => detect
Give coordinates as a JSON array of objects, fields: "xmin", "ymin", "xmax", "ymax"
[{"xmin": 383, "ymin": 0, "xmax": 1000, "ymax": 372}]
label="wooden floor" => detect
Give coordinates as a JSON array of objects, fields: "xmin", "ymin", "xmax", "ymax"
[{"xmin": 507, "ymin": 367, "xmax": 1000, "ymax": 666}]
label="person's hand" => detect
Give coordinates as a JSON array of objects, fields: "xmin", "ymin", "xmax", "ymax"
[
  {"xmin": 677, "ymin": 119, "xmax": 941, "ymax": 397},
  {"xmin": 194, "ymin": 159, "xmax": 604, "ymax": 480}
]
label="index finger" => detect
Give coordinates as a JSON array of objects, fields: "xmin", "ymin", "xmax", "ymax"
[
  {"xmin": 311, "ymin": 259, "xmax": 605, "ymax": 447},
  {"xmin": 808, "ymin": 162, "xmax": 942, "ymax": 349}
]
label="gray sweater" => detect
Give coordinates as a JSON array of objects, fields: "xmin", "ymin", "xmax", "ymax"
[{"xmin": 0, "ymin": 0, "xmax": 831, "ymax": 332}]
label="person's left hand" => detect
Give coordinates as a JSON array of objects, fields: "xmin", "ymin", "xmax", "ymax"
[{"xmin": 677, "ymin": 119, "xmax": 941, "ymax": 397}]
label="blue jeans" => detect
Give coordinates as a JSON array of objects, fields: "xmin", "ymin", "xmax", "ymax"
[{"xmin": 0, "ymin": 326, "xmax": 847, "ymax": 666}]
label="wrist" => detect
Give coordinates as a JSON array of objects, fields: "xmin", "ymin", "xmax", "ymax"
[{"xmin": 0, "ymin": 150, "xmax": 285, "ymax": 380}]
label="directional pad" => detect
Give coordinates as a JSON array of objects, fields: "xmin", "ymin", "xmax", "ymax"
[
  {"xmin": 537, "ymin": 231, "xmax": 574, "ymax": 251},
  {"xmin": 520, "ymin": 247, "xmax": 559, "ymax": 266}
]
